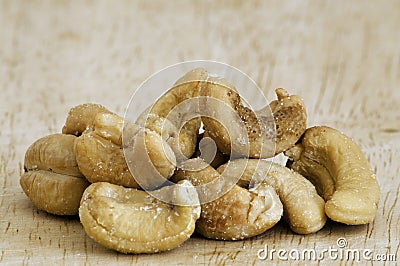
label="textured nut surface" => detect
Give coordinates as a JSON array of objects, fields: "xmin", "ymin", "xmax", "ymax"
[
  {"xmin": 217, "ymin": 159, "xmax": 326, "ymax": 234},
  {"xmin": 200, "ymin": 81, "xmax": 306, "ymax": 158},
  {"xmin": 263, "ymin": 88, "xmax": 307, "ymax": 154},
  {"xmin": 24, "ymin": 134, "xmax": 82, "ymax": 177},
  {"xmin": 20, "ymin": 170, "xmax": 90, "ymax": 215},
  {"xmin": 79, "ymin": 181, "xmax": 200, "ymax": 254},
  {"xmin": 62, "ymin": 103, "xmax": 112, "ymax": 135},
  {"xmin": 173, "ymin": 159, "xmax": 283, "ymax": 240},
  {"xmin": 75, "ymin": 113, "xmax": 176, "ymax": 188},
  {"xmin": 200, "ymin": 77, "xmax": 272, "ymax": 158},
  {"xmin": 285, "ymin": 126, "xmax": 381, "ymax": 225}
]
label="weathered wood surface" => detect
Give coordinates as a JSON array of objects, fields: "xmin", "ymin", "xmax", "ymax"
[{"xmin": 0, "ymin": 0, "xmax": 399, "ymax": 265}]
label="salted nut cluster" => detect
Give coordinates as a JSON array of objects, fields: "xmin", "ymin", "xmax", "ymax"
[{"xmin": 20, "ymin": 68, "xmax": 380, "ymax": 254}]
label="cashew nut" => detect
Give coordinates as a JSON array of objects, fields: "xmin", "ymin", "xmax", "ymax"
[
  {"xmin": 200, "ymin": 79, "xmax": 306, "ymax": 158},
  {"xmin": 260, "ymin": 88, "xmax": 307, "ymax": 154},
  {"xmin": 217, "ymin": 159, "xmax": 326, "ymax": 234},
  {"xmin": 20, "ymin": 170, "xmax": 89, "ymax": 215},
  {"xmin": 24, "ymin": 134, "xmax": 82, "ymax": 177},
  {"xmin": 62, "ymin": 103, "xmax": 113, "ymax": 135},
  {"xmin": 21, "ymin": 134, "xmax": 90, "ymax": 215},
  {"xmin": 79, "ymin": 181, "xmax": 200, "ymax": 253},
  {"xmin": 74, "ymin": 113, "xmax": 176, "ymax": 188},
  {"xmin": 172, "ymin": 158, "xmax": 283, "ymax": 240},
  {"xmin": 285, "ymin": 126, "xmax": 380, "ymax": 225}
]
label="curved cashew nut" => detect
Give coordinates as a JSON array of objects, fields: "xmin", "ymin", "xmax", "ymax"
[
  {"xmin": 62, "ymin": 103, "xmax": 113, "ymax": 135},
  {"xmin": 24, "ymin": 134, "xmax": 83, "ymax": 177},
  {"xmin": 136, "ymin": 68, "xmax": 208, "ymax": 161},
  {"xmin": 74, "ymin": 113, "xmax": 176, "ymax": 188},
  {"xmin": 21, "ymin": 134, "xmax": 89, "ymax": 215},
  {"xmin": 79, "ymin": 181, "xmax": 200, "ymax": 254},
  {"xmin": 285, "ymin": 126, "xmax": 380, "ymax": 225},
  {"xmin": 20, "ymin": 170, "xmax": 89, "ymax": 215},
  {"xmin": 172, "ymin": 158, "xmax": 283, "ymax": 240},
  {"xmin": 200, "ymin": 79, "xmax": 306, "ymax": 158},
  {"xmin": 217, "ymin": 159, "xmax": 326, "ymax": 234}
]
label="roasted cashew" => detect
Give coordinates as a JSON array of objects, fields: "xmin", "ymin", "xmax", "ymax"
[
  {"xmin": 21, "ymin": 134, "xmax": 89, "ymax": 215},
  {"xmin": 20, "ymin": 170, "xmax": 89, "ymax": 215},
  {"xmin": 75, "ymin": 113, "xmax": 176, "ymax": 188},
  {"xmin": 285, "ymin": 126, "xmax": 380, "ymax": 225},
  {"xmin": 136, "ymin": 68, "xmax": 208, "ymax": 161},
  {"xmin": 261, "ymin": 88, "xmax": 307, "ymax": 154},
  {"xmin": 62, "ymin": 103, "xmax": 113, "ymax": 135},
  {"xmin": 200, "ymin": 80, "xmax": 306, "ymax": 158},
  {"xmin": 24, "ymin": 134, "xmax": 82, "ymax": 177},
  {"xmin": 79, "ymin": 181, "xmax": 200, "ymax": 253},
  {"xmin": 217, "ymin": 159, "xmax": 326, "ymax": 234},
  {"xmin": 172, "ymin": 158, "xmax": 283, "ymax": 240}
]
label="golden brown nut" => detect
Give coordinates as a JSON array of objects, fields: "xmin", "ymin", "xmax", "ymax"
[
  {"xmin": 262, "ymin": 88, "xmax": 307, "ymax": 154},
  {"xmin": 217, "ymin": 159, "xmax": 326, "ymax": 234},
  {"xmin": 200, "ymin": 80, "xmax": 306, "ymax": 158},
  {"xmin": 79, "ymin": 181, "xmax": 200, "ymax": 253},
  {"xmin": 21, "ymin": 133, "xmax": 89, "ymax": 215},
  {"xmin": 62, "ymin": 103, "xmax": 113, "ymax": 135},
  {"xmin": 285, "ymin": 126, "xmax": 381, "ymax": 225},
  {"xmin": 172, "ymin": 158, "xmax": 283, "ymax": 240},
  {"xmin": 24, "ymin": 134, "xmax": 83, "ymax": 177},
  {"xmin": 74, "ymin": 113, "xmax": 176, "ymax": 188},
  {"xmin": 20, "ymin": 170, "xmax": 89, "ymax": 215}
]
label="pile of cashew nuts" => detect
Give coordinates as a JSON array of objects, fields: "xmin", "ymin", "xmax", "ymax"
[{"xmin": 20, "ymin": 68, "xmax": 380, "ymax": 254}]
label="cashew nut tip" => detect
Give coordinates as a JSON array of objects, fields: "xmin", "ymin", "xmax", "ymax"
[
  {"xmin": 285, "ymin": 126, "xmax": 381, "ymax": 225},
  {"xmin": 79, "ymin": 181, "xmax": 200, "ymax": 254},
  {"xmin": 266, "ymin": 88, "xmax": 307, "ymax": 154},
  {"xmin": 62, "ymin": 103, "xmax": 113, "ymax": 135}
]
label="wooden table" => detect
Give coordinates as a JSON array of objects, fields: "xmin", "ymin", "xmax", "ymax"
[{"xmin": 1, "ymin": 1, "xmax": 399, "ymax": 265}]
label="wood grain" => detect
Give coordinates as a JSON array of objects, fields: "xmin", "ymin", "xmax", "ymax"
[{"xmin": 1, "ymin": 0, "xmax": 399, "ymax": 265}]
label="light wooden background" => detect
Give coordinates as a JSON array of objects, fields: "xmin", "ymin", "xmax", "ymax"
[{"xmin": 1, "ymin": 0, "xmax": 399, "ymax": 265}]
